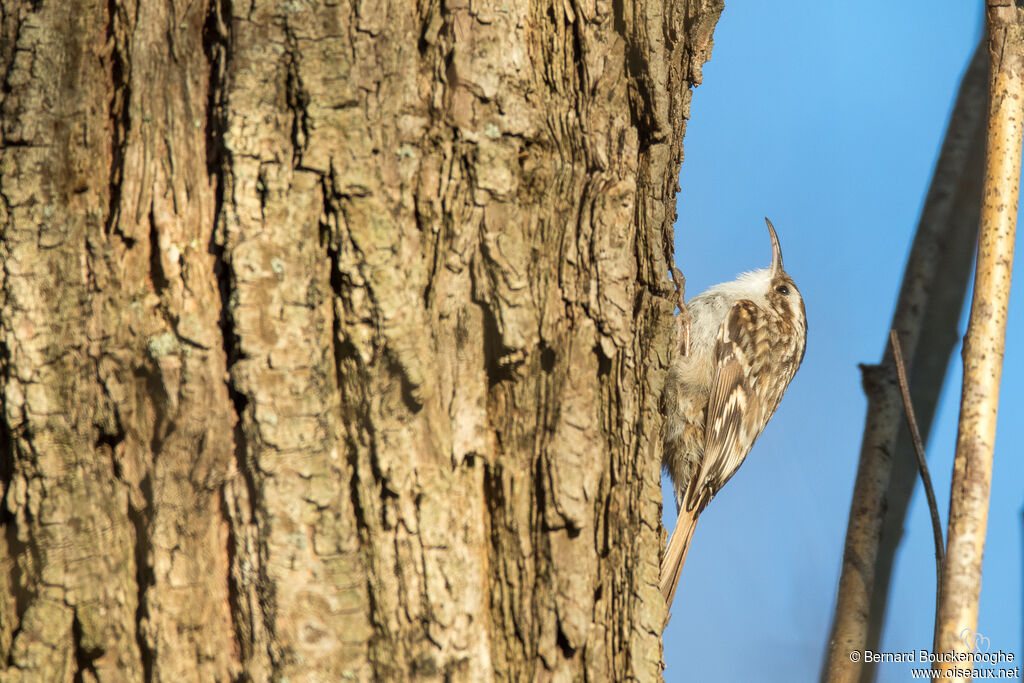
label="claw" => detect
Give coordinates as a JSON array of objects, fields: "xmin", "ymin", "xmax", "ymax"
[{"xmin": 670, "ymin": 266, "xmax": 691, "ymax": 356}]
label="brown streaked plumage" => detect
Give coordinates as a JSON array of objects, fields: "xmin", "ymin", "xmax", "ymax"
[{"xmin": 660, "ymin": 218, "xmax": 807, "ymax": 610}]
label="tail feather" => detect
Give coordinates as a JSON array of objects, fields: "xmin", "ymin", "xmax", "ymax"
[{"xmin": 660, "ymin": 506, "xmax": 699, "ymax": 613}]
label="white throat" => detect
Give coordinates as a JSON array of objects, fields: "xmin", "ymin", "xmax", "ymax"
[{"xmin": 703, "ymin": 267, "xmax": 773, "ymax": 307}]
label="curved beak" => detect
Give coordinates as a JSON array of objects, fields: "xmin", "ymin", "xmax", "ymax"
[{"xmin": 765, "ymin": 217, "xmax": 783, "ymax": 275}]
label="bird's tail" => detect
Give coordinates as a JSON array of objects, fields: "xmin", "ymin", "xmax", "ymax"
[{"xmin": 660, "ymin": 505, "xmax": 699, "ymax": 615}]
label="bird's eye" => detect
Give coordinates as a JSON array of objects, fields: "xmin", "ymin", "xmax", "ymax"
[{"xmin": 775, "ymin": 285, "xmax": 790, "ymax": 295}]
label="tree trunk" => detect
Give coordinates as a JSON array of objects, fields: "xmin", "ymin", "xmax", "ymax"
[{"xmin": 0, "ymin": 1, "xmax": 721, "ymax": 680}]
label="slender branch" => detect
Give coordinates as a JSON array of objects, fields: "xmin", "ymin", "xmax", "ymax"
[
  {"xmin": 889, "ymin": 329, "xmax": 944, "ymax": 651},
  {"xmin": 822, "ymin": 41, "xmax": 986, "ymax": 683},
  {"xmin": 934, "ymin": 5, "xmax": 1023, "ymax": 679},
  {"xmin": 860, "ymin": 41, "xmax": 986, "ymax": 678},
  {"xmin": 889, "ymin": 330, "xmax": 944, "ymax": 570}
]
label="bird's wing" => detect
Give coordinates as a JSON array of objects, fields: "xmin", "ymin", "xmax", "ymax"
[{"xmin": 684, "ymin": 300, "xmax": 764, "ymax": 512}]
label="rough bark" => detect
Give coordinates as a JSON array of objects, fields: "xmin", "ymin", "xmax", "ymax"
[{"xmin": 0, "ymin": 1, "xmax": 722, "ymax": 680}]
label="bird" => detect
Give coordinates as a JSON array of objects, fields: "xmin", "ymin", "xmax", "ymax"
[{"xmin": 660, "ymin": 218, "xmax": 807, "ymax": 609}]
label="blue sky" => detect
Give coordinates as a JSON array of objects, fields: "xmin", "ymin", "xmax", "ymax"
[{"xmin": 660, "ymin": 4, "xmax": 1024, "ymax": 681}]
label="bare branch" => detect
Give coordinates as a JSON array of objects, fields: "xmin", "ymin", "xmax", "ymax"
[
  {"xmin": 860, "ymin": 43, "xmax": 987, "ymax": 682},
  {"xmin": 823, "ymin": 41, "xmax": 986, "ymax": 683},
  {"xmin": 934, "ymin": 5, "xmax": 1024, "ymax": 679},
  {"xmin": 890, "ymin": 329, "xmax": 945, "ymax": 650},
  {"xmin": 889, "ymin": 330, "xmax": 945, "ymax": 571}
]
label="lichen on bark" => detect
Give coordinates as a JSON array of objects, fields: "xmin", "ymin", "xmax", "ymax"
[{"xmin": 0, "ymin": 1, "xmax": 721, "ymax": 680}]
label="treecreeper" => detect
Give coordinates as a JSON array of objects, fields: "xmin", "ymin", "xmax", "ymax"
[{"xmin": 661, "ymin": 219, "xmax": 807, "ymax": 609}]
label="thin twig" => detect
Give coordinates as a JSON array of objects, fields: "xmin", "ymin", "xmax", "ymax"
[
  {"xmin": 889, "ymin": 330, "xmax": 945, "ymax": 567},
  {"xmin": 890, "ymin": 329, "xmax": 945, "ymax": 651}
]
